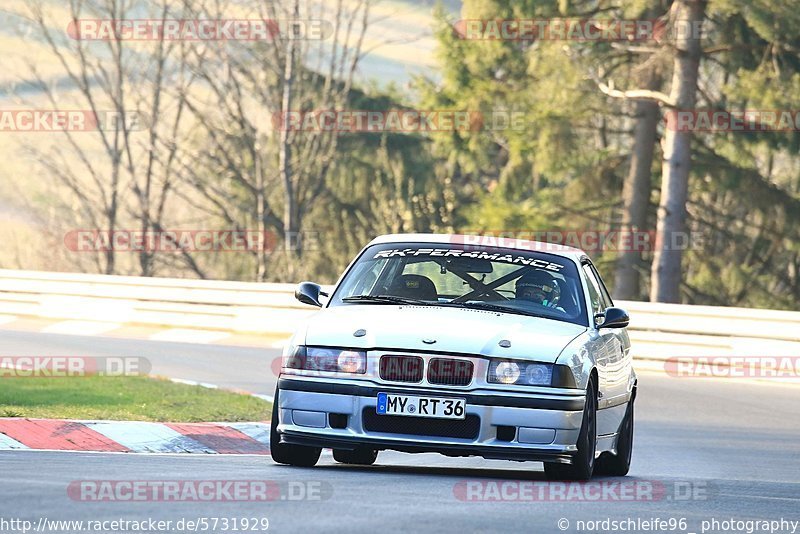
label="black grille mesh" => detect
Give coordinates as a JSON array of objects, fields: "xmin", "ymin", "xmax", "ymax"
[
  {"xmin": 379, "ymin": 355, "xmax": 424, "ymax": 382},
  {"xmin": 427, "ymin": 358, "xmax": 474, "ymax": 386},
  {"xmin": 362, "ymin": 408, "xmax": 480, "ymax": 439}
]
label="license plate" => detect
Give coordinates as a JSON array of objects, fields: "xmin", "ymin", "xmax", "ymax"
[{"xmin": 376, "ymin": 393, "xmax": 466, "ymax": 420}]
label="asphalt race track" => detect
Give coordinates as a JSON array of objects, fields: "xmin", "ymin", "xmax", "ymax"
[
  {"xmin": 2, "ymin": 329, "xmax": 799, "ymax": 533},
  {"xmin": 0, "ymin": 330, "xmax": 278, "ymax": 395}
]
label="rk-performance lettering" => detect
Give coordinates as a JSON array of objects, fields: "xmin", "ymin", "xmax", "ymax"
[{"xmin": 372, "ymin": 248, "xmax": 565, "ymax": 272}]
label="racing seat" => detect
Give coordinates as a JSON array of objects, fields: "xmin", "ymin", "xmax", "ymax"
[
  {"xmin": 386, "ymin": 274, "xmax": 438, "ymax": 301},
  {"xmin": 556, "ymin": 279, "xmax": 580, "ymax": 318}
]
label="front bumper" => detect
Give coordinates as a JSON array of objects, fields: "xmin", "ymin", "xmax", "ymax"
[{"xmin": 275, "ymin": 376, "xmax": 586, "ymax": 464}]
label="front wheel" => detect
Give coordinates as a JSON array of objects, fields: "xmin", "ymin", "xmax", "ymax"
[
  {"xmin": 595, "ymin": 396, "xmax": 634, "ymax": 477},
  {"xmin": 269, "ymin": 388, "xmax": 321, "ymax": 467},
  {"xmin": 544, "ymin": 376, "xmax": 597, "ymax": 481}
]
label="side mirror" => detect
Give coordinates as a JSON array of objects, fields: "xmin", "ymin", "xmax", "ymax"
[
  {"xmin": 295, "ymin": 281, "xmax": 328, "ymax": 307},
  {"xmin": 595, "ymin": 307, "xmax": 629, "ymax": 329}
]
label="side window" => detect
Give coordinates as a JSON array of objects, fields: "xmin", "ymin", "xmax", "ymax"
[
  {"xmin": 589, "ymin": 265, "xmax": 613, "ymax": 309},
  {"xmin": 581, "ymin": 264, "xmax": 604, "ymax": 315}
]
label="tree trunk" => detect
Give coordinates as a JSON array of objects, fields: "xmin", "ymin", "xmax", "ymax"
[
  {"xmin": 278, "ymin": 0, "xmax": 299, "ymax": 279},
  {"xmin": 650, "ymin": 0, "xmax": 706, "ymax": 303},
  {"xmin": 105, "ymin": 192, "xmax": 117, "ymax": 275},
  {"xmin": 254, "ymin": 143, "xmax": 268, "ymax": 282},
  {"xmin": 613, "ymin": 71, "xmax": 661, "ymax": 300}
]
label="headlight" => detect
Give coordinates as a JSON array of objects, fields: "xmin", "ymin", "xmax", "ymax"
[
  {"xmin": 494, "ymin": 361, "xmax": 520, "ymax": 384},
  {"xmin": 337, "ymin": 350, "xmax": 366, "ymax": 373},
  {"xmin": 488, "ymin": 359, "xmax": 553, "ymax": 386},
  {"xmin": 283, "ymin": 345, "xmax": 366, "ymax": 374}
]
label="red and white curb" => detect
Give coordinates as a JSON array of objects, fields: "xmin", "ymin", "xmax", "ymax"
[{"xmin": 0, "ymin": 419, "xmax": 271, "ymax": 454}]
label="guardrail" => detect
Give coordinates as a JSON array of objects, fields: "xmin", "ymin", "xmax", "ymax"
[
  {"xmin": 0, "ymin": 269, "xmax": 313, "ymax": 336},
  {"xmin": 1, "ymin": 269, "xmax": 799, "ymax": 360}
]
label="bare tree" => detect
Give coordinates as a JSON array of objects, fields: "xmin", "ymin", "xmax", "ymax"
[
  {"xmin": 179, "ymin": 0, "xmax": 372, "ymax": 281},
  {"xmin": 16, "ymin": 0, "xmax": 198, "ymax": 276},
  {"xmin": 128, "ymin": 8, "xmax": 196, "ymax": 276},
  {"xmin": 278, "ymin": 0, "xmax": 300, "ymax": 280}
]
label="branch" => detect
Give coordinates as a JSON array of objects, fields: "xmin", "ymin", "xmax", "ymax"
[{"xmin": 597, "ymin": 79, "xmax": 675, "ymax": 107}]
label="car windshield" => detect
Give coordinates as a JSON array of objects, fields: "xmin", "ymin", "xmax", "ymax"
[{"xmin": 330, "ymin": 242, "xmax": 588, "ymax": 326}]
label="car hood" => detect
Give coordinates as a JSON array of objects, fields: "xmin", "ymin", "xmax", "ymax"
[{"xmin": 301, "ymin": 304, "xmax": 587, "ymax": 363}]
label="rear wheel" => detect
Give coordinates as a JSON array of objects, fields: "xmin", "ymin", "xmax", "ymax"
[
  {"xmin": 333, "ymin": 447, "xmax": 378, "ymax": 465},
  {"xmin": 595, "ymin": 395, "xmax": 634, "ymax": 477},
  {"xmin": 544, "ymin": 376, "xmax": 597, "ymax": 481},
  {"xmin": 269, "ymin": 388, "xmax": 321, "ymax": 467}
]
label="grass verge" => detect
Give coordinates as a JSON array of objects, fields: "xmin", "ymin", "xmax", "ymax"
[{"xmin": 0, "ymin": 376, "xmax": 271, "ymax": 422}]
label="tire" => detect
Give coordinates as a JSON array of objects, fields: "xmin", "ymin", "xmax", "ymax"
[
  {"xmin": 333, "ymin": 447, "xmax": 378, "ymax": 466},
  {"xmin": 544, "ymin": 376, "xmax": 597, "ymax": 481},
  {"xmin": 595, "ymin": 396, "xmax": 634, "ymax": 477},
  {"xmin": 269, "ymin": 388, "xmax": 322, "ymax": 467}
]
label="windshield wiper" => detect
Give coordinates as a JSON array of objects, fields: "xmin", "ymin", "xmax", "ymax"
[
  {"xmin": 342, "ymin": 294, "xmax": 433, "ymax": 306},
  {"xmin": 455, "ymin": 300, "xmax": 549, "ymax": 319}
]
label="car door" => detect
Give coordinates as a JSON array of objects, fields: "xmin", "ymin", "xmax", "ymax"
[
  {"xmin": 579, "ymin": 263, "xmax": 613, "ymax": 409},
  {"xmin": 584, "ymin": 263, "xmax": 630, "ymax": 411}
]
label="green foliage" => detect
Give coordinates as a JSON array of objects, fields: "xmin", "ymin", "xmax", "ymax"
[
  {"xmin": 409, "ymin": 0, "xmax": 800, "ymax": 308},
  {"xmin": 0, "ymin": 376, "xmax": 270, "ymax": 422}
]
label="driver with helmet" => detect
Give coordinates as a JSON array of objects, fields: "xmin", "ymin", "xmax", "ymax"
[{"xmin": 515, "ymin": 269, "xmax": 562, "ymax": 308}]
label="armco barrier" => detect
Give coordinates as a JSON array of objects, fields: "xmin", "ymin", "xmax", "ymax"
[
  {"xmin": 0, "ymin": 269, "xmax": 316, "ymax": 336},
  {"xmin": 1, "ymin": 269, "xmax": 799, "ymax": 360}
]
